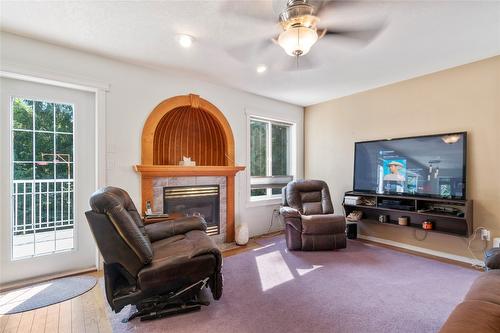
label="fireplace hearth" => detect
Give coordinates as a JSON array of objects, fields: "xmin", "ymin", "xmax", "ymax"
[{"xmin": 164, "ymin": 185, "xmax": 220, "ymax": 236}]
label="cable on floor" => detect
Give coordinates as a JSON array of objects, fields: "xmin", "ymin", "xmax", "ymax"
[
  {"xmin": 467, "ymin": 227, "xmax": 488, "ymax": 269},
  {"xmin": 413, "ymin": 229, "xmax": 428, "ymax": 241}
]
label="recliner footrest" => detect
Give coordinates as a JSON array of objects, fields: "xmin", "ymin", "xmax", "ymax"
[
  {"xmin": 123, "ymin": 278, "xmax": 211, "ymax": 322},
  {"xmin": 301, "ymin": 214, "xmax": 346, "ymax": 234},
  {"xmin": 140, "ymin": 303, "xmax": 202, "ymax": 321}
]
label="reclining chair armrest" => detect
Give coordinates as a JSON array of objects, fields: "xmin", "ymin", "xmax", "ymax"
[
  {"xmin": 142, "ymin": 216, "xmax": 171, "ymax": 224},
  {"xmin": 280, "ymin": 207, "xmax": 302, "ymax": 251},
  {"xmin": 280, "ymin": 206, "xmax": 301, "ymax": 219},
  {"xmin": 280, "ymin": 206, "xmax": 302, "ymax": 233},
  {"xmin": 145, "ymin": 216, "xmax": 207, "ymax": 242}
]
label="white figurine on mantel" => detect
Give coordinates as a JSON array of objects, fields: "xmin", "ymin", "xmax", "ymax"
[
  {"xmin": 179, "ymin": 156, "xmax": 196, "ymax": 166},
  {"xmin": 235, "ymin": 221, "xmax": 249, "ymax": 246}
]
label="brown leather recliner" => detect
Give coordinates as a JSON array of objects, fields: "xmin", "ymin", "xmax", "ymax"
[
  {"xmin": 280, "ymin": 180, "xmax": 346, "ymax": 251},
  {"xmin": 85, "ymin": 186, "xmax": 223, "ymax": 321}
]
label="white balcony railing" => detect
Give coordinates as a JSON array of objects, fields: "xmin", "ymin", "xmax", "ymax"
[{"xmin": 11, "ymin": 179, "xmax": 74, "ymax": 259}]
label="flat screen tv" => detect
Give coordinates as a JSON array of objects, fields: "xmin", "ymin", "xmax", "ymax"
[{"xmin": 353, "ymin": 132, "xmax": 467, "ymax": 200}]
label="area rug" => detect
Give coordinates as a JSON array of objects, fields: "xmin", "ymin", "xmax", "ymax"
[
  {"xmin": 0, "ymin": 275, "xmax": 96, "ymax": 314},
  {"xmin": 106, "ymin": 237, "xmax": 480, "ymax": 333}
]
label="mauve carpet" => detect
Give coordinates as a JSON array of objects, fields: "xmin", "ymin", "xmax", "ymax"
[{"xmin": 107, "ymin": 237, "xmax": 480, "ymax": 333}]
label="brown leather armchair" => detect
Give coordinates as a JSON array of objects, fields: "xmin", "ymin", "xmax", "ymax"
[
  {"xmin": 280, "ymin": 180, "xmax": 346, "ymax": 251},
  {"xmin": 85, "ymin": 186, "xmax": 223, "ymax": 321}
]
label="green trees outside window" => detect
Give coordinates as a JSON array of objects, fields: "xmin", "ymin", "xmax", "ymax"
[
  {"xmin": 250, "ymin": 120, "xmax": 267, "ymax": 196},
  {"xmin": 12, "ymin": 98, "xmax": 74, "ymax": 180},
  {"xmin": 271, "ymin": 124, "xmax": 288, "ymax": 195}
]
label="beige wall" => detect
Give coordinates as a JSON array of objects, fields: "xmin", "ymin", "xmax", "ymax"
[{"xmin": 305, "ymin": 56, "xmax": 500, "ymax": 259}]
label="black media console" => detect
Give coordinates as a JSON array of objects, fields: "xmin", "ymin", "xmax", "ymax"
[{"xmin": 343, "ymin": 191, "xmax": 473, "ymax": 237}]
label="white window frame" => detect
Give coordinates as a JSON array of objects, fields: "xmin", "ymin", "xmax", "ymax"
[{"xmin": 247, "ymin": 114, "xmax": 296, "ymax": 205}]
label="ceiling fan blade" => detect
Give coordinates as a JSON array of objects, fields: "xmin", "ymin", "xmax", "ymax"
[
  {"xmin": 321, "ymin": 22, "xmax": 387, "ymax": 46},
  {"xmin": 219, "ymin": 1, "xmax": 276, "ymax": 22},
  {"xmin": 227, "ymin": 39, "xmax": 277, "ymax": 63},
  {"xmin": 314, "ymin": 0, "xmax": 353, "ymax": 18},
  {"xmin": 315, "ymin": 1, "xmax": 390, "ymax": 30}
]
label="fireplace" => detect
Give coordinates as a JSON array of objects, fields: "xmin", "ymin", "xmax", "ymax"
[{"xmin": 164, "ymin": 185, "xmax": 220, "ymax": 236}]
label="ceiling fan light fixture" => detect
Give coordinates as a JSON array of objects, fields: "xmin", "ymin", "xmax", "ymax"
[{"xmin": 278, "ymin": 26, "xmax": 318, "ymax": 57}]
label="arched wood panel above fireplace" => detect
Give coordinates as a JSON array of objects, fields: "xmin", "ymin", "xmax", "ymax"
[
  {"xmin": 141, "ymin": 94, "xmax": 235, "ymax": 166},
  {"xmin": 153, "ymin": 106, "xmax": 227, "ymax": 165}
]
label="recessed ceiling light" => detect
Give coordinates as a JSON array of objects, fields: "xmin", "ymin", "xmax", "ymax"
[
  {"xmin": 256, "ymin": 65, "xmax": 267, "ymax": 74},
  {"xmin": 176, "ymin": 34, "xmax": 194, "ymax": 48}
]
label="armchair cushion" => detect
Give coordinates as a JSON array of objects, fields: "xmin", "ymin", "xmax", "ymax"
[
  {"xmin": 90, "ymin": 187, "xmax": 153, "ymax": 265},
  {"xmin": 302, "ymin": 201, "xmax": 322, "ymax": 215},
  {"xmin": 145, "ymin": 216, "xmax": 207, "ymax": 242},
  {"xmin": 138, "ymin": 230, "xmax": 220, "ymax": 292},
  {"xmin": 301, "ymin": 214, "xmax": 346, "ymax": 235},
  {"xmin": 90, "ymin": 186, "xmax": 148, "ymax": 234},
  {"xmin": 286, "ymin": 179, "xmax": 334, "ymax": 215}
]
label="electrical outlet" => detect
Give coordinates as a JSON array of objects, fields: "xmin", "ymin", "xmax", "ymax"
[{"xmin": 481, "ymin": 229, "xmax": 491, "ymax": 241}]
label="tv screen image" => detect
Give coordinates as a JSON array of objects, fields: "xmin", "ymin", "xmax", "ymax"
[{"xmin": 353, "ymin": 133, "xmax": 466, "ymax": 199}]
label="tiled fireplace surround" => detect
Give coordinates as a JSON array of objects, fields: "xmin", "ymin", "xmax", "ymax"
[{"xmin": 152, "ymin": 176, "xmax": 227, "ymax": 243}]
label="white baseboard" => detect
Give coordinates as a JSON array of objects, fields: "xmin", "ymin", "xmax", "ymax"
[{"xmin": 358, "ymin": 234, "xmax": 484, "ymax": 267}]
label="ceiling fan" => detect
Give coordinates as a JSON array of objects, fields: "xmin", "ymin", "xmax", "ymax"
[{"xmin": 225, "ymin": 0, "xmax": 388, "ymax": 70}]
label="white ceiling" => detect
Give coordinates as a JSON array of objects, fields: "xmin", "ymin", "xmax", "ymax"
[{"xmin": 1, "ymin": 1, "xmax": 499, "ymax": 106}]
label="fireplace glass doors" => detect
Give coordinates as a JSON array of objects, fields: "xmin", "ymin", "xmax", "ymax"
[{"xmin": 163, "ymin": 185, "xmax": 220, "ymax": 235}]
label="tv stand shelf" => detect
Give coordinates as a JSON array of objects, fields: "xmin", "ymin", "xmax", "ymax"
[{"xmin": 343, "ymin": 191, "xmax": 473, "ymax": 237}]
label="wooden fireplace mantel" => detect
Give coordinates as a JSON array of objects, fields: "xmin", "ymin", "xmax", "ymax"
[{"xmin": 134, "ymin": 165, "xmax": 245, "ymax": 177}]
